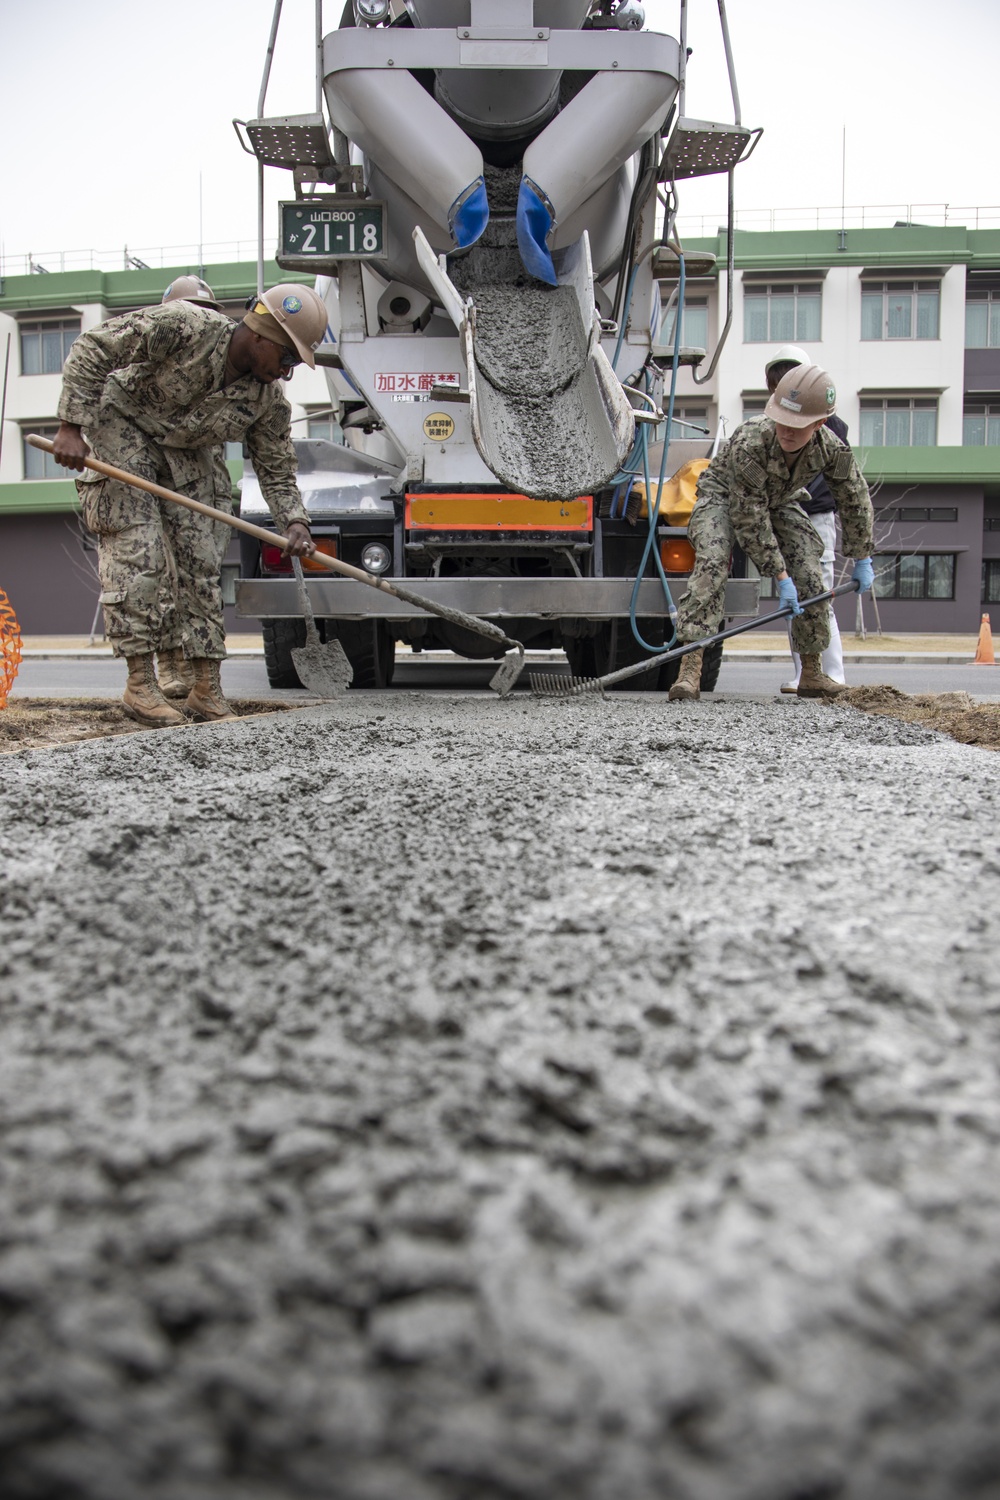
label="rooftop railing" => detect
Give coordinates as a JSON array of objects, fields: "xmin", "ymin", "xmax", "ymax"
[
  {"xmin": 0, "ymin": 239, "xmax": 271, "ymax": 279},
  {"xmin": 3, "ymin": 203, "xmax": 1000, "ymax": 279},
  {"xmin": 676, "ymin": 203, "xmax": 1000, "ymax": 238}
]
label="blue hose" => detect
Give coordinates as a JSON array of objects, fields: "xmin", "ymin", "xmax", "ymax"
[{"xmin": 623, "ymin": 250, "xmax": 687, "ymax": 653}]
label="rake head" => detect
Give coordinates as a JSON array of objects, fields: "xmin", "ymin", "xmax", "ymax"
[{"xmin": 529, "ymin": 672, "xmax": 605, "ymax": 698}]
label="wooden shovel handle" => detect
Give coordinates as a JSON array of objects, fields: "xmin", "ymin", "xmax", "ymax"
[
  {"xmin": 27, "ymin": 434, "xmax": 520, "ymax": 650},
  {"xmin": 26, "ymin": 433, "xmax": 377, "ymax": 585}
]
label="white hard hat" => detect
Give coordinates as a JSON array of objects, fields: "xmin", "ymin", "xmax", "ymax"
[{"xmin": 764, "ymin": 344, "xmax": 809, "ymax": 377}]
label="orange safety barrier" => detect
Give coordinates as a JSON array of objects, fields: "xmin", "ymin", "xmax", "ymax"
[
  {"xmin": 0, "ymin": 587, "xmax": 22, "ymax": 708},
  {"xmin": 974, "ymin": 613, "xmax": 995, "ymax": 665}
]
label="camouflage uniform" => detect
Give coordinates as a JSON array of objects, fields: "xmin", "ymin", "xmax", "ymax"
[
  {"xmin": 158, "ymin": 448, "xmax": 236, "ymax": 656},
  {"xmin": 58, "ymin": 301, "xmax": 309, "ymax": 660},
  {"xmin": 675, "ymin": 418, "xmax": 874, "ymax": 656}
]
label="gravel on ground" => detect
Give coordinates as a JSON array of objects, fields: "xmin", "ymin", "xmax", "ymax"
[{"xmin": 1, "ymin": 692, "xmax": 999, "ymax": 1500}]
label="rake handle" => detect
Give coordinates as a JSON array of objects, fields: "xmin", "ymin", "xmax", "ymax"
[
  {"xmin": 593, "ymin": 581, "xmax": 862, "ymax": 693},
  {"xmin": 27, "ymin": 433, "xmax": 520, "ymax": 651}
]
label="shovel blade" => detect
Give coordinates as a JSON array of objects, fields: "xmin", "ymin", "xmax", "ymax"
[
  {"xmin": 290, "ymin": 638, "xmax": 353, "ymax": 698},
  {"xmin": 488, "ymin": 647, "xmax": 526, "ymax": 698}
]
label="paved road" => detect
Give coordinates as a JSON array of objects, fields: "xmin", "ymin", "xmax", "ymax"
[{"xmin": 11, "ymin": 654, "xmax": 1000, "ymax": 702}]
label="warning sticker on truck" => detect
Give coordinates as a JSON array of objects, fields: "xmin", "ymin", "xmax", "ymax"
[
  {"xmin": 423, "ymin": 413, "xmax": 456, "ymax": 441},
  {"xmin": 376, "ymin": 373, "xmax": 460, "ymax": 396}
]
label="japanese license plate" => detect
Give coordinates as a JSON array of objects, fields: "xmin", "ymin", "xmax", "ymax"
[{"xmin": 278, "ymin": 200, "xmax": 385, "ymax": 266}]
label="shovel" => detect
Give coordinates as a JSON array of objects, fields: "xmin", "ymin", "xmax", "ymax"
[
  {"xmin": 289, "ymin": 556, "xmax": 353, "ymax": 697},
  {"xmin": 530, "ymin": 582, "xmax": 862, "ymax": 696},
  {"xmin": 27, "ymin": 435, "xmax": 526, "ymax": 695}
]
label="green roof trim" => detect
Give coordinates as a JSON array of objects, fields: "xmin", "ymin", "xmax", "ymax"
[
  {"xmin": 0, "ymin": 261, "xmax": 316, "ymax": 315},
  {"xmin": 681, "ymin": 226, "xmax": 1000, "ymax": 274},
  {"xmin": 0, "ymin": 460, "xmax": 246, "ymax": 515},
  {"xmin": 0, "ymin": 479, "xmax": 80, "ymax": 514},
  {"xmin": 858, "ymin": 445, "xmax": 1000, "ymax": 486}
]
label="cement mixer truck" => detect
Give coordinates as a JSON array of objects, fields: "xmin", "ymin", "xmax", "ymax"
[{"xmin": 234, "ymin": 0, "xmax": 760, "ymax": 688}]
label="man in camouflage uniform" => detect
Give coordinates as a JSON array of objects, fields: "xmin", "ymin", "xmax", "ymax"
[
  {"xmin": 155, "ymin": 275, "xmax": 228, "ymax": 701},
  {"xmin": 669, "ymin": 365, "xmax": 875, "ymax": 701},
  {"xmin": 53, "ymin": 283, "xmax": 327, "ymax": 726}
]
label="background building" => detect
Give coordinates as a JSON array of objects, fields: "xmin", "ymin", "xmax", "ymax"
[
  {"xmin": 663, "ymin": 221, "xmax": 1000, "ymax": 634},
  {"xmin": 2, "ymin": 220, "xmax": 999, "ymax": 636}
]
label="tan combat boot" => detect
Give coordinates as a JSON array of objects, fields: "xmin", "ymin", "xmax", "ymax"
[
  {"xmin": 797, "ymin": 653, "xmax": 848, "ymax": 698},
  {"xmin": 156, "ymin": 648, "xmax": 196, "ymax": 699},
  {"xmin": 668, "ymin": 648, "xmax": 704, "ymax": 702},
  {"xmin": 185, "ymin": 659, "xmax": 239, "ymax": 722},
  {"xmin": 123, "ymin": 655, "xmax": 186, "ymax": 728}
]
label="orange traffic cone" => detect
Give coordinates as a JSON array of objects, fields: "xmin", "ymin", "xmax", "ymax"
[
  {"xmin": 974, "ymin": 613, "xmax": 995, "ymax": 665},
  {"xmin": 0, "ymin": 586, "xmax": 22, "ymax": 709}
]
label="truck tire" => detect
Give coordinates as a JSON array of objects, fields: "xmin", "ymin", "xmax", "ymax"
[
  {"xmin": 333, "ymin": 620, "xmax": 395, "ymax": 689},
  {"xmin": 595, "ymin": 619, "xmax": 664, "ymax": 691},
  {"xmin": 700, "ymin": 639, "xmax": 723, "ymax": 692},
  {"xmin": 262, "ymin": 618, "xmax": 306, "ymax": 689},
  {"xmin": 564, "ymin": 636, "xmax": 597, "ymax": 678}
]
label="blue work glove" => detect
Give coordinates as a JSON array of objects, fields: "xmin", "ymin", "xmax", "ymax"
[
  {"xmin": 777, "ymin": 576, "xmax": 802, "ymax": 616},
  {"xmin": 852, "ymin": 557, "xmax": 875, "ymax": 593}
]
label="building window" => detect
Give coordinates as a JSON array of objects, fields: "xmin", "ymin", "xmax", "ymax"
[
  {"xmin": 742, "ymin": 396, "xmax": 768, "ymax": 420},
  {"xmin": 963, "ymin": 402, "xmax": 1000, "ymax": 445},
  {"xmin": 966, "ymin": 288, "xmax": 1000, "ymax": 348},
  {"xmin": 305, "ymin": 412, "xmax": 343, "ymax": 443},
  {"xmin": 743, "ymin": 282, "xmax": 821, "ymax": 343},
  {"xmin": 859, "ymin": 397, "xmax": 937, "ymax": 447},
  {"xmin": 984, "ymin": 560, "xmax": 1000, "ymax": 604},
  {"xmin": 985, "ymin": 517, "xmax": 1000, "ymax": 532},
  {"xmin": 661, "ymin": 403, "xmax": 710, "ymax": 442},
  {"xmin": 660, "ymin": 297, "xmax": 709, "ymax": 351},
  {"xmin": 861, "ymin": 280, "xmax": 939, "ymax": 341},
  {"xmin": 873, "ymin": 553, "xmax": 955, "ymax": 600},
  {"xmin": 877, "ymin": 506, "xmax": 958, "ymax": 523},
  {"xmin": 22, "ymin": 424, "xmax": 75, "ymax": 480},
  {"xmin": 20, "ymin": 318, "xmax": 81, "ymax": 375}
]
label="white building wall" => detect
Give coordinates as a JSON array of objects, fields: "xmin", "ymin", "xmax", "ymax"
[
  {"xmin": 0, "ymin": 300, "xmax": 329, "ymax": 489},
  {"xmin": 667, "ymin": 259, "xmax": 968, "ymax": 448}
]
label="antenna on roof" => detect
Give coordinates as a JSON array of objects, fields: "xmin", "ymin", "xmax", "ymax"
[{"xmin": 838, "ymin": 126, "xmax": 847, "ymax": 252}]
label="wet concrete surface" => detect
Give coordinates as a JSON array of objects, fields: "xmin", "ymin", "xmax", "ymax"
[{"xmin": 1, "ymin": 694, "xmax": 999, "ymax": 1499}]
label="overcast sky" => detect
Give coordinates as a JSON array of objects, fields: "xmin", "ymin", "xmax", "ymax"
[{"xmin": 1, "ymin": 0, "xmax": 996, "ymax": 274}]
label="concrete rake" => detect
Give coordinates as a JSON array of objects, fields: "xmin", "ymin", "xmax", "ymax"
[
  {"xmin": 530, "ymin": 583, "xmax": 862, "ymax": 697},
  {"xmin": 27, "ymin": 435, "xmax": 526, "ymax": 696}
]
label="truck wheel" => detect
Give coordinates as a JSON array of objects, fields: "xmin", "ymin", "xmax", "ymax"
[
  {"xmin": 700, "ymin": 640, "xmax": 723, "ymax": 693},
  {"xmin": 333, "ymin": 620, "xmax": 395, "ymax": 689},
  {"xmin": 262, "ymin": 618, "xmax": 306, "ymax": 689},
  {"xmin": 595, "ymin": 619, "xmax": 664, "ymax": 691},
  {"xmin": 564, "ymin": 636, "xmax": 597, "ymax": 678}
]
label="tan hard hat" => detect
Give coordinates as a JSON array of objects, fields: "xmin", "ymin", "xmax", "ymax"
[
  {"xmin": 764, "ymin": 365, "xmax": 837, "ymax": 428},
  {"xmin": 242, "ymin": 284, "xmax": 327, "ymax": 369},
  {"xmin": 763, "ymin": 343, "xmax": 809, "ymax": 377},
  {"xmin": 162, "ymin": 275, "xmax": 221, "ymax": 311}
]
